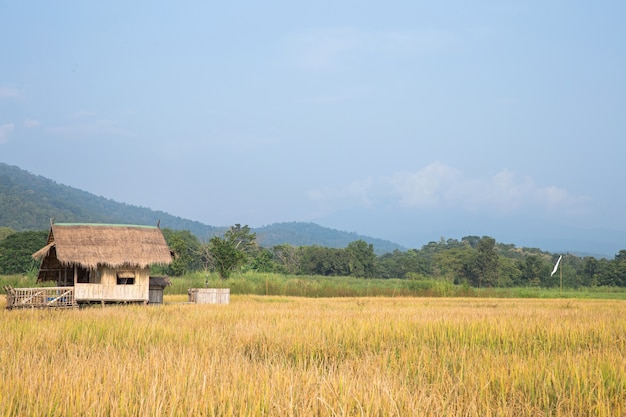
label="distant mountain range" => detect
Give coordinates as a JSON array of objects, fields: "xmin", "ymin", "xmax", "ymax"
[
  {"xmin": 253, "ymin": 222, "xmax": 404, "ymax": 254},
  {"xmin": 0, "ymin": 162, "xmax": 405, "ymax": 254}
]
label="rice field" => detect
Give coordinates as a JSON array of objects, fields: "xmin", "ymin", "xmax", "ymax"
[{"xmin": 0, "ymin": 295, "xmax": 624, "ymax": 416}]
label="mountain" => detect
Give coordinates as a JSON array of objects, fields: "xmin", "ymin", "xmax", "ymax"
[
  {"xmin": 254, "ymin": 222, "xmax": 405, "ymax": 255},
  {"xmin": 0, "ymin": 162, "xmax": 219, "ymax": 237},
  {"xmin": 0, "ymin": 163, "xmax": 405, "ymax": 254}
]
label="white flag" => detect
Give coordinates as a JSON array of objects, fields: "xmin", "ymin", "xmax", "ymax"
[{"xmin": 551, "ymin": 255, "xmax": 562, "ymax": 276}]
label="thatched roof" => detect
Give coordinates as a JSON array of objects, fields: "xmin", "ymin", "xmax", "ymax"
[{"xmin": 33, "ymin": 223, "xmax": 173, "ymax": 270}]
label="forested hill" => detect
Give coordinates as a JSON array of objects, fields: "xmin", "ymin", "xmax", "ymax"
[
  {"xmin": 254, "ymin": 222, "xmax": 405, "ymax": 255},
  {"xmin": 0, "ymin": 163, "xmax": 405, "ymax": 254},
  {"xmin": 0, "ymin": 162, "xmax": 219, "ymax": 237}
]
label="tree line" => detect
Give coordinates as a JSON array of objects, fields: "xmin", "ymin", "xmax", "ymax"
[{"xmin": 1, "ymin": 225, "xmax": 626, "ymax": 288}]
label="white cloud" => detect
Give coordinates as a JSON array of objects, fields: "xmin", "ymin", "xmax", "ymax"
[
  {"xmin": 0, "ymin": 87, "xmax": 18, "ymax": 98},
  {"xmin": 0, "ymin": 123, "xmax": 15, "ymax": 144},
  {"xmin": 308, "ymin": 162, "xmax": 586, "ymax": 216},
  {"xmin": 46, "ymin": 119, "xmax": 134, "ymax": 139},
  {"xmin": 71, "ymin": 110, "xmax": 97, "ymax": 119},
  {"xmin": 388, "ymin": 162, "xmax": 461, "ymax": 208},
  {"xmin": 282, "ymin": 26, "xmax": 474, "ymax": 72},
  {"xmin": 23, "ymin": 119, "xmax": 41, "ymax": 128},
  {"xmin": 211, "ymin": 130, "xmax": 281, "ymax": 152},
  {"xmin": 375, "ymin": 29, "xmax": 460, "ymax": 56},
  {"xmin": 284, "ymin": 27, "xmax": 360, "ymax": 70},
  {"xmin": 307, "ymin": 93, "xmax": 358, "ymax": 104}
]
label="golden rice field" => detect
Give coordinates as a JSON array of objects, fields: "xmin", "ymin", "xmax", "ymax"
[{"xmin": 0, "ymin": 295, "xmax": 624, "ymax": 416}]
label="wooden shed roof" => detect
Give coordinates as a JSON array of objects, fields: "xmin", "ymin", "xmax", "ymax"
[{"xmin": 32, "ymin": 223, "xmax": 173, "ymax": 270}]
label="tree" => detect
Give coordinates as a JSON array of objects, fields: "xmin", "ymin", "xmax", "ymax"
[
  {"xmin": 461, "ymin": 235, "xmax": 481, "ymax": 249},
  {"xmin": 0, "ymin": 227, "xmax": 15, "ymax": 242},
  {"xmin": 377, "ymin": 248, "xmax": 431, "ymax": 279},
  {"xmin": 433, "ymin": 246, "xmax": 476, "ymax": 284},
  {"xmin": 250, "ymin": 248, "xmax": 275, "ymax": 273},
  {"xmin": 517, "ymin": 255, "xmax": 543, "ymax": 286},
  {"xmin": 376, "ymin": 250, "xmax": 406, "ymax": 279},
  {"xmin": 604, "ymin": 250, "xmax": 626, "ymax": 287},
  {"xmin": 582, "ymin": 257, "xmax": 600, "ymax": 286},
  {"xmin": 225, "ymin": 224, "xmax": 258, "ymax": 255},
  {"xmin": 299, "ymin": 246, "xmax": 350, "ymax": 276},
  {"xmin": 495, "ymin": 257, "xmax": 518, "ymax": 287},
  {"xmin": 0, "ymin": 230, "xmax": 48, "ymax": 275},
  {"xmin": 206, "ymin": 236, "xmax": 245, "ymax": 279},
  {"xmin": 206, "ymin": 224, "xmax": 257, "ymax": 279},
  {"xmin": 346, "ymin": 240, "xmax": 376, "ymax": 278},
  {"xmin": 271, "ymin": 244, "xmax": 301, "ymax": 275},
  {"xmin": 473, "ymin": 236, "xmax": 499, "ymax": 287},
  {"xmin": 161, "ymin": 229, "xmax": 201, "ymax": 276}
]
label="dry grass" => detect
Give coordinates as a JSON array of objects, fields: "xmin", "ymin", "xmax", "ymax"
[{"xmin": 0, "ymin": 295, "xmax": 624, "ymax": 416}]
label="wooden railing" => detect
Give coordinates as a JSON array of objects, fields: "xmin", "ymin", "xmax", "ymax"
[{"xmin": 3, "ymin": 286, "xmax": 77, "ymax": 310}]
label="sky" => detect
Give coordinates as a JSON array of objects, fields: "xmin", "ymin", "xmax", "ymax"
[{"xmin": 1, "ymin": 1, "xmax": 625, "ymax": 255}]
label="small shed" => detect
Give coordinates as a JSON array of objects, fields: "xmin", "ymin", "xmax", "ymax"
[
  {"xmin": 31, "ymin": 223, "xmax": 173, "ymax": 305},
  {"xmin": 188, "ymin": 288, "xmax": 230, "ymax": 304},
  {"xmin": 149, "ymin": 276, "xmax": 172, "ymax": 304}
]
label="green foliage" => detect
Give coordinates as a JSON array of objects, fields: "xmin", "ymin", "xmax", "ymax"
[
  {"xmin": 283, "ymin": 237, "xmax": 626, "ymax": 289},
  {"xmin": 299, "ymin": 245, "xmax": 351, "ymax": 276},
  {"xmin": 225, "ymin": 224, "xmax": 257, "ymax": 254},
  {"xmin": 345, "ymin": 240, "xmax": 376, "ymax": 278},
  {"xmin": 582, "ymin": 257, "xmax": 600, "ymax": 286},
  {"xmin": 473, "ymin": 236, "xmax": 499, "ymax": 287},
  {"xmin": 0, "ymin": 227, "xmax": 15, "ymax": 242},
  {"xmin": 603, "ymin": 250, "xmax": 626, "ymax": 286},
  {"xmin": 433, "ymin": 246, "xmax": 475, "ymax": 283},
  {"xmin": 206, "ymin": 224, "xmax": 257, "ymax": 279},
  {"xmin": 0, "ymin": 230, "xmax": 48, "ymax": 275},
  {"xmin": 461, "ymin": 235, "xmax": 481, "ymax": 248},
  {"xmin": 160, "ymin": 228, "xmax": 201, "ymax": 276},
  {"xmin": 495, "ymin": 257, "xmax": 518, "ymax": 287},
  {"xmin": 161, "ymin": 271, "xmax": 626, "ymax": 299},
  {"xmin": 377, "ymin": 249, "xmax": 431, "ymax": 279},
  {"xmin": 250, "ymin": 248, "xmax": 275, "ymax": 273},
  {"xmin": 517, "ymin": 255, "xmax": 546, "ymax": 286},
  {"xmin": 0, "ymin": 275, "xmax": 39, "ymax": 292},
  {"xmin": 270, "ymin": 244, "xmax": 300, "ymax": 274},
  {"xmin": 207, "ymin": 236, "xmax": 246, "ymax": 279}
]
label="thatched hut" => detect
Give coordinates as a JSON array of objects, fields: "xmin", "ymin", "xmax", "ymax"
[{"xmin": 32, "ymin": 223, "xmax": 173, "ymax": 305}]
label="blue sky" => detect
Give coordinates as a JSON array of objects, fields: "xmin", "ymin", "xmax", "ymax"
[{"xmin": 1, "ymin": 1, "xmax": 625, "ymax": 255}]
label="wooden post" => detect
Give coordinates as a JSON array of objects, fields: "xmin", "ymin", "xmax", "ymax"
[{"xmin": 560, "ymin": 259, "xmax": 563, "ymax": 296}]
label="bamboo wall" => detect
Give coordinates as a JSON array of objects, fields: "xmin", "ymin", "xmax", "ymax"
[{"xmin": 74, "ymin": 266, "xmax": 149, "ymax": 303}]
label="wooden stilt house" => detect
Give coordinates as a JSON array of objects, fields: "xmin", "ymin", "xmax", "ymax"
[{"xmin": 29, "ymin": 223, "xmax": 173, "ymax": 305}]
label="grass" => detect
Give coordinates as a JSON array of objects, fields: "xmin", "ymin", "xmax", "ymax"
[
  {"xmin": 3, "ymin": 272, "xmax": 626, "ymax": 300},
  {"xmin": 0, "ymin": 274, "xmax": 38, "ymax": 289},
  {"xmin": 0, "ymin": 295, "xmax": 624, "ymax": 416},
  {"xmin": 160, "ymin": 271, "xmax": 626, "ymax": 300}
]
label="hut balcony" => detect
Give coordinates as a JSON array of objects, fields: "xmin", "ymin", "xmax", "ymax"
[{"xmin": 4, "ymin": 286, "xmax": 77, "ymax": 310}]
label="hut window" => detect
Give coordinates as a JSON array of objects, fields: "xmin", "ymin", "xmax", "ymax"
[
  {"xmin": 77, "ymin": 267, "xmax": 90, "ymax": 283},
  {"xmin": 116, "ymin": 271, "xmax": 135, "ymax": 285},
  {"xmin": 77, "ymin": 268, "xmax": 101, "ymax": 284}
]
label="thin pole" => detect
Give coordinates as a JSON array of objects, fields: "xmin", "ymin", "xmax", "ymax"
[{"xmin": 560, "ymin": 258, "xmax": 563, "ymax": 296}]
